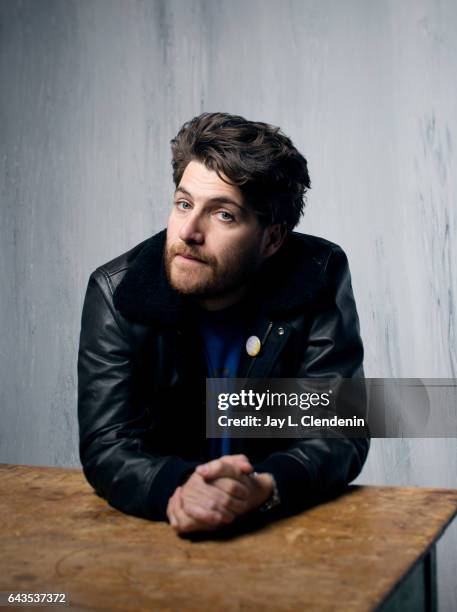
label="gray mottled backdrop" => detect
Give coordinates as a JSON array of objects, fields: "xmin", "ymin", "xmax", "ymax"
[{"xmin": 1, "ymin": 0, "xmax": 456, "ymax": 608}]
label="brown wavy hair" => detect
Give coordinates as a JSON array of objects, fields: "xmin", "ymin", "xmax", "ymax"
[{"xmin": 170, "ymin": 112, "xmax": 311, "ymax": 231}]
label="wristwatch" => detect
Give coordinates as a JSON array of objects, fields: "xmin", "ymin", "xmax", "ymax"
[{"xmin": 252, "ymin": 472, "xmax": 281, "ymax": 512}]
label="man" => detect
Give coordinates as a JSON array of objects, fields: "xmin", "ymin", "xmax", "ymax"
[{"xmin": 77, "ymin": 112, "xmax": 368, "ymax": 535}]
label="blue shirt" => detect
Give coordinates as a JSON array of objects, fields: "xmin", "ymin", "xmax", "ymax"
[{"xmin": 195, "ymin": 301, "xmax": 249, "ymax": 458}]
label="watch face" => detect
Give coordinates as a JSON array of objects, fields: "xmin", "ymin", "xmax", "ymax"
[{"xmin": 260, "ymin": 496, "xmax": 280, "ymax": 512}]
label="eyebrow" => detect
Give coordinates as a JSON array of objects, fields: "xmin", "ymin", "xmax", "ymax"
[{"xmin": 174, "ymin": 186, "xmax": 244, "ymax": 211}]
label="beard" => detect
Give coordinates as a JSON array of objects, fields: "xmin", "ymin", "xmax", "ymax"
[{"xmin": 164, "ymin": 238, "xmax": 262, "ymax": 299}]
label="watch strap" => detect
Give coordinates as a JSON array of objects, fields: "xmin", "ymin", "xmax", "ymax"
[{"xmin": 252, "ymin": 472, "xmax": 281, "ymax": 512}]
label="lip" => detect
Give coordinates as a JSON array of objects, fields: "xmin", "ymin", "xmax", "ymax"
[{"xmin": 175, "ymin": 254, "xmax": 206, "ymax": 264}]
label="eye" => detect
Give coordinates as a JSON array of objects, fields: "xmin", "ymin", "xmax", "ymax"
[
  {"xmin": 216, "ymin": 210, "xmax": 236, "ymax": 223},
  {"xmin": 175, "ymin": 200, "xmax": 192, "ymax": 211}
]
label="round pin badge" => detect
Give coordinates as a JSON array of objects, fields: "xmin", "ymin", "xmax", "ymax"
[{"xmin": 246, "ymin": 335, "xmax": 261, "ymax": 357}]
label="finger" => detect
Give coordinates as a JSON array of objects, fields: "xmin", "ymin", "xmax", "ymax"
[
  {"xmin": 208, "ymin": 476, "xmax": 250, "ymax": 501},
  {"xmin": 173, "ymin": 488, "xmax": 206, "ymax": 534},
  {"xmin": 181, "ymin": 480, "xmax": 238, "ymax": 523},
  {"xmin": 167, "ymin": 489, "xmax": 182, "ymax": 528},
  {"xmin": 181, "ymin": 493, "xmax": 232, "ymax": 527},
  {"xmin": 219, "ymin": 455, "xmax": 253, "ymax": 475},
  {"xmin": 224, "ymin": 454, "xmax": 254, "ymax": 473},
  {"xmin": 170, "ymin": 488, "xmax": 187, "ymax": 531},
  {"xmin": 196, "ymin": 458, "xmax": 250, "ymax": 481},
  {"xmin": 203, "ymin": 468, "xmax": 256, "ymax": 493},
  {"xmin": 178, "ymin": 473, "xmax": 230, "ymax": 522},
  {"xmin": 167, "ymin": 494, "xmax": 178, "ymax": 528},
  {"xmin": 177, "ymin": 488, "xmax": 233, "ymax": 532},
  {"xmin": 229, "ymin": 454, "xmax": 250, "ymax": 463},
  {"xmin": 210, "ymin": 488, "xmax": 247, "ymax": 516}
]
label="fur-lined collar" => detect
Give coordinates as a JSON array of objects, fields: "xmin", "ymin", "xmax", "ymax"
[{"xmin": 113, "ymin": 229, "xmax": 331, "ymax": 326}]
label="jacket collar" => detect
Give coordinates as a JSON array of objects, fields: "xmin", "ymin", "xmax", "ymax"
[{"xmin": 113, "ymin": 229, "xmax": 327, "ymax": 326}]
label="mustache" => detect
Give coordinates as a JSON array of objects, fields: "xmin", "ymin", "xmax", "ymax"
[{"xmin": 169, "ymin": 244, "xmax": 213, "ymax": 264}]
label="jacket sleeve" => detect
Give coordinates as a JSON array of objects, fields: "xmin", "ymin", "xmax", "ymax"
[
  {"xmin": 77, "ymin": 270, "xmax": 199, "ymax": 521},
  {"xmin": 253, "ymin": 246, "xmax": 370, "ymax": 516}
]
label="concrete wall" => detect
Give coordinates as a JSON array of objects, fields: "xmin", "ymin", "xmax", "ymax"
[{"xmin": 1, "ymin": 1, "xmax": 456, "ymax": 608}]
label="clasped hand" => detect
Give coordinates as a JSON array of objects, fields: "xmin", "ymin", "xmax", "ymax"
[{"xmin": 166, "ymin": 454, "xmax": 273, "ymax": 534}]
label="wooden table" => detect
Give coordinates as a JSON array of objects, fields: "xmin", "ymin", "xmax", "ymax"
[{"xmin": 0, "ymin": 465, "xmax": 456, "ymax": 611}]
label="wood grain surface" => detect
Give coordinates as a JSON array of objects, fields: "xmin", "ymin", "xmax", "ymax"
[{"xmin": 0, "ymin": 464, "xmax": 456, "ymax": 611}]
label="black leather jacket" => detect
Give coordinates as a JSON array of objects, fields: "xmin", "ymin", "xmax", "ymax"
[{"xmin": 77, "ymin": 229, "xmax": 369, "ymax": 521}]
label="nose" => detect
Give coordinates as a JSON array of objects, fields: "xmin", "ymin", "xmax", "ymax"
[{"xmin": 178, "ymin": 211, "xmax": 204, "ymax": 244}]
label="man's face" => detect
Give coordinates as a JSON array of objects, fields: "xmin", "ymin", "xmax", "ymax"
[{"xmin": 165, "ymin": 160, "xmax": 272, "ymax": 308}]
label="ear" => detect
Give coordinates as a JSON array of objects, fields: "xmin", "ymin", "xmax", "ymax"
[{"xmin": 260, "ymin": 223, "xmax": 287, "ymax": 260}]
